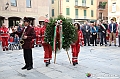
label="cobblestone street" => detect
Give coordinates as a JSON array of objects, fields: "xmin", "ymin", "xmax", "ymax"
[{"xmin": 0, "ymin": 41, "xmax": 120, "ymax": 79}]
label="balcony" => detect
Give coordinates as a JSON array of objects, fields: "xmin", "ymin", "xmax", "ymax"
[
  {"xmin": 98, "ymin": 16, "xmax": 108, "ymax": 20},
  {"xmin": 75, "ymin": 2, "xmax": 89, "ymax": 8},
  {"xmin": 75, "ymin": 16, "xmax": 87, "ymax": 19},
  {"xmin": 98, "ymin": 5, "xmax": 106, "ymax": 10},
  {"xmin": 75, "ymin": 15, "xmax": 79, "ymax": 19}
]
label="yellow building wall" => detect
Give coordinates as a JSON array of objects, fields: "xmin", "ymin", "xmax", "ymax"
[{"xmin": 52, "ymin": 0, "xmax": 97, "ymax": 21}]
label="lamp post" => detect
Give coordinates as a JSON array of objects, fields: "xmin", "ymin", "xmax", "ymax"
[{"xmin": 5, "ymin": 2, "xmax": 9, "ymax": 10}]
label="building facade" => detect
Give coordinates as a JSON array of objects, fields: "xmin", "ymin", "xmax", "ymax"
[
  {"xmin": 108, "ymin": 0, "xmax": 120, "ymax": 23},
  {"xmin": 97, "ymin": 0, "xmax": 108, "ymax": 21},
  {"xmin": 51, "ymin": 0, "xmax": 97, "ymax": 23},
  {"xmin": 0, "ymin": 0, "xmax": 50, "ymax": 27}
]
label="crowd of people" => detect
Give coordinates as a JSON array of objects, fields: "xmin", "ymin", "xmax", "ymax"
[
  {"xmin": 80, "ymin": 19, "xmax": 120, "ymax": 47},
  {"xmin": 0, "ymin": 18, "xmax": 120, "ymax": 70}
]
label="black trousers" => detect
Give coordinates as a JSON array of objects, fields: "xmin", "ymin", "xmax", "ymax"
[
  {"xmin": 118, "ymin": 35, "xmax": 120, "ymax": 46},
  {"xmin": 23, "ymin": 49, "xmax": 33, "ymax": 67},
  {"xmin": 92, "ymin": 33, "xmax": 97, "ymax": 45},
  {"xmin": 100, "ymin": 32, "xmax": 107, "ymax": 45},
  {"xmin": 83, "ymin": 35, "xmax": 90, "ymax": 45}
]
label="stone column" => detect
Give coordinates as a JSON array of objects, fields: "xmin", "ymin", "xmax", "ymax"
[
  {"xmin": 20, "ymin": 18, "xmax": 23, "ymax": 24},
  {"xmin": 4, "ymin": 17, "xmax": 8, "ymax": 28},
  {"xmin": 34, "ymin": 17, "xmax": 39, "ymax": 26}
]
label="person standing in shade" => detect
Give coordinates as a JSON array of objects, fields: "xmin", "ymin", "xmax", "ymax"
[
  {"xmin": 14, "ymin": 17, "xmax": 36, "ymax": 70},
  {"xmin": 108, "ymin": 19, "xmax": 117, "ymax": 46},
  {"xmin": 118, "ymin": 22, "xmax": 120, "ymax": 47},
  {"xmin": 82, "ymin": 21, "xmax": 91, "ymax": 46},
  {"xmin": 91, "ymin": 22, "xmax": 98, "ymax": 46}
]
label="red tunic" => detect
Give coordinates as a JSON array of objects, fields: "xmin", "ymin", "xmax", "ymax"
[
  {"xmin": 41, "ymin": 25, "xmax": 46, "ymax": 43},
  {"xmin": 34, "ymin": 26, "xmax": 41, "ymax": 36},
  {"xmin": 34, "ymin": 26, "xmax": 41, "ymax": 45},
  {"xmin": 41, "ymin": 25, "xmax": 52, "ymax": 62},
  {"xmin": 0, "ymin": 27, "xmax": 9, "ymax": 50},
  {"xmin": 0, "ymin": 27, "xmax": 9, "ymax": 37}
]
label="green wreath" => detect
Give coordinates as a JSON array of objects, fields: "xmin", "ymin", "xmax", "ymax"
[{"xmin": 44, "ymin": 15, "xmax": 78, "ymax": 51}]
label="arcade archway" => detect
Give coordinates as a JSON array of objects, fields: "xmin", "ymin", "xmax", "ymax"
[
  {"xmin": 8, "ymin": 17, "xmax": 21, "ymax": 27},
  {"xmin": 0, "ymin": 16, "xmax": 5, "ymax": 27}
]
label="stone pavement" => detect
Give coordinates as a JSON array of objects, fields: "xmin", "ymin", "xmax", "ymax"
[{"xmin": 0, "ymin": 42, "xmax": 120, "ymax": 79}]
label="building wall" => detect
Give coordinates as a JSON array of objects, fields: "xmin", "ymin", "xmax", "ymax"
[
  {"xmin": 108, "ymin": 0, "xmax": 120, "ymax": 23},
  {"xmin": 97, "ymin": 0, "xmax": 108, "ymax": 21},
  {"xmin": 51, "ymin": 0, "xmax": 59, "ymax": 18},
  {"xmin": 0, "ymin": 0, "xmax": 49, "ymax": 27},
  {"xmin": 51, "ymin": 0, "xmax": 97, "ymax": 23}
]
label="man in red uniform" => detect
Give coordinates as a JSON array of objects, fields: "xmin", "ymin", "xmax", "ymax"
[
  {"xmin": 41, "ymin": 19, "xmax": 52, "ymax": 67},
  {"xmin": 71, "ymin": 23, "xmax": 84, "ymax": 66},
  {"xmin": 34, "ymin": 25, "xmax": 41, "ymax": 47},
  {"xmin": 0, "ymin": 23, "xmax": 9, "ymax": 51}
]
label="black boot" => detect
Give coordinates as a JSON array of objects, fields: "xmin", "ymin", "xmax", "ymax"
[
  {"xmin": 39, "ymin": 45, "xmax": 41, "ymax": 47},
  {"xmin": 88, "ymin": 44, "xmax": 91, "ymax": 46},
  {"xmin": 36, "ymin": 45, "xmax": 38, "ymax": 47},
  {"xmin": 27, "ymin": 66, "xmax": 33, "ymax": 70},
  {"xmin": 46, "ymin": 62, "xmax": 49, "ymax": 67},
  {"xmin": 76, "ymin": 62, "xmax": 78, "ymax": 64},
  {"xmin": 21, "ymin": 65, "xmax": 28, "ymax": 70},
  {"xmin": 49, "ymin": 59, "xmax": 51, "ymax": 64},
  {"xmin": 73, "ymin": 62, "xmax": 77, "ymax": 66},
  {"xmin": 3, "ymin": 49, "xmax": 5, "ymax": 51}
]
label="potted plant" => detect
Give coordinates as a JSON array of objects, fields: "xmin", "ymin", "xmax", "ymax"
[{"xmin": 100, "ymin": 2, "xmax": 107, "ymax": 9}]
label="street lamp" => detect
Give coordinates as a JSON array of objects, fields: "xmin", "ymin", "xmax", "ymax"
[
  {"xmin": 5, "ymin": 2, "xmax": 9, "ymax": 10},
  {"xmin": 45, "ymin": 14, "xmax": 48, "ymax": 18}
]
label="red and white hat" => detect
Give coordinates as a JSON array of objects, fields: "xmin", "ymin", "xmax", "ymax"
[{"xmin": 44, "ymin": 19, "xmax": 49, "ymax": 23}]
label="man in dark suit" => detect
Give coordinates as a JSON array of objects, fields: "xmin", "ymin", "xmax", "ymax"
[
  {"xmin": 15, "ymin": 17, "xmax": 36, "ymax": 70},
  {"xmin": 99, "ymin": 20, "xmax": 108, "ymax": 46},
  {"xmin": 81, "ymin": 21, "xmax": 91, "ymax": 46}
]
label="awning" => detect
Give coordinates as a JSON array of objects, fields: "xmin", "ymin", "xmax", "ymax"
[{"xmin": 39, "ymin": 16, "xmax": 46, "ymax": 21}]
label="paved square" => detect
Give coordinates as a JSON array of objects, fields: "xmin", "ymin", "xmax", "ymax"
[{"xmin": 0, "ymin": 41, "xmax": 120, "ymax": 79}]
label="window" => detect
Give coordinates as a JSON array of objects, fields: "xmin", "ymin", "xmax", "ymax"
[
  {"xmin": 75, "ymin": 0, "xmax": 78, "ymax": 6},
  {"xmin": 75, "ymin": 9, "xmax": 78, "ymax": 15},
  {"xmin": 99, "ymin": 12, "xmax": 103, "ymax": 19},
  {"xmin": 52, "ymin": 9, "xmax": 54, "ymax": 17},
  {"xmin": 75, "ymin": 9, "xmax": 78, "ymax": 18},
  {"xmin": 26, "ymin": 0, "xmax": 31, "ymax": 8},
  {"xmin": 112, "ymin": 3, "xmax": 116, "ymax": 12},
  {"xmin": 91, "ymin": 0, "xmax": 93, "ymax": 5},
  {"xmin": 99, "ymin": 2, "xmax": 102, "ymax": 5},
  {"xmin": 82, "ymin": 0, "xmax": 86, "ymax": 6},
  {"xmin": 66, "ymin": 8, "xmax": 70, "ymax": 15},
  {"xmin": 99, "ymin": 2, "xmax": 102, "ymax": 8},
  {"xmin": 66, "ymin": 0, "xmax": 69, "ymax": 2},
  {"xmin": 52, "ymin": 0, "xmax": 54, "ymax": 4},
  {"xmin": 91, "ymin": 10, "xmax": 94, "ymax": 17},
  {"xmin": 11, "ymin": 0, "xmax": 17, "ymax": 6},
  {"xmin": 84, "ymin": 10, "xmax": 86, "ymax": 16}
]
